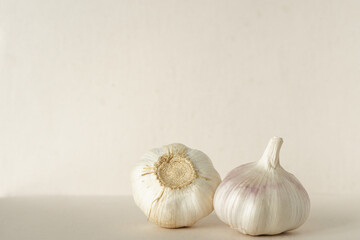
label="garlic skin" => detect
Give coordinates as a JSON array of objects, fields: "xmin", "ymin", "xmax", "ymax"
[
  {"xmin": 214, "ymin": 137, "xmax": 310, "ymax": 235},
  {"xmin": 131, "ymin": 143, "xmax": 221, "ymax": 228}
]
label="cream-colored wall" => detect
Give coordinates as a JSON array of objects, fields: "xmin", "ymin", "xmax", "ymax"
[{"xmin": 1, "ymin": 0, "xmax": 359, "ymax": 196}]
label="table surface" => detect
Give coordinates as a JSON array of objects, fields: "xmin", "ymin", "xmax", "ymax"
[{"xmin": 0, "ymin": 194, "xmax": 359, "ymax": 240}]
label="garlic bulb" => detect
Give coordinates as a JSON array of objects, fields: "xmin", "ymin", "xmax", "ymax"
[
  {"xmin": 214, "ymin": 137, "xmax": 310, "ymax": 235},
  {"xmin": 131, "ymin": 143, "xmax": 221, "ymax": 228}
]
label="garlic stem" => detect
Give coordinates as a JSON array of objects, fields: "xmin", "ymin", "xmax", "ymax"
[{"xmin": 259, "ymin": 136, "xmax": 283, "ymax": 169}]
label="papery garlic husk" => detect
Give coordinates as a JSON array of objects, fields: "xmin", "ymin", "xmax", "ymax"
[
  {"xmin": 214, "ymin": 137, "xmax": 310, "ymax": 236},
  {"xmin": 131, "ymin": 143, "xmax": 221, "ymax": 228}
]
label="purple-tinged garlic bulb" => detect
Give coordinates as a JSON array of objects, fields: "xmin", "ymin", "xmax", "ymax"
[{"xmin": 214, "ymin": 137, "xmax": 310, "ymax": 235}]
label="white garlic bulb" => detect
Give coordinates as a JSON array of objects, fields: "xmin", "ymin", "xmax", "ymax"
[
  {"xmin": 132, "ymin": 143, "xmax": 221, "ymax": 228},
  {"xmin": 214, "ymin": 137, "xmax": 310, "ymax": 235}
]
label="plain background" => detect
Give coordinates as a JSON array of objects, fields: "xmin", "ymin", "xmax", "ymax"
[{"xmin": 1, "ymin": 0, "xmax": 360, "ymax": 197}]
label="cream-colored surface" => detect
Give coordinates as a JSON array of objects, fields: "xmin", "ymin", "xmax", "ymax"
[
  {"xmin": 1, "ymin": 0, "xmax": 360, "ymax": 196},
  {"xmin": 0, "ymin": 195, "xmax": 359, "ymax": 239}
]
